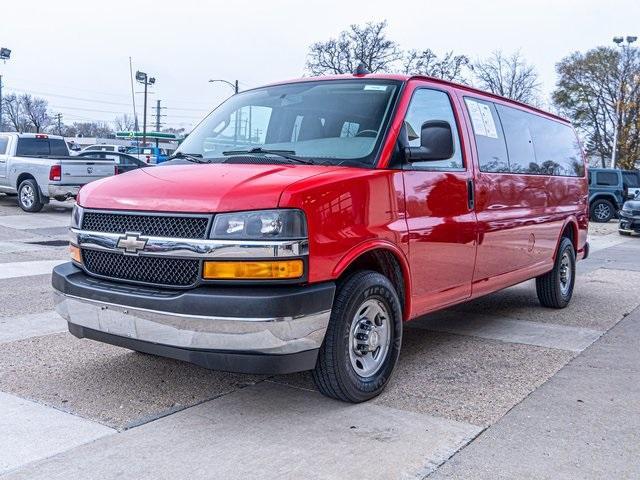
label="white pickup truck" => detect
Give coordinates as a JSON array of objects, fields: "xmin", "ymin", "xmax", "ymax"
[{"xmin": 0, "ymin": 133, "xmax": 115, "ymax": 212}]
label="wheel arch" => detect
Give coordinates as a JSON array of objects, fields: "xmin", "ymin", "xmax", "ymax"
[
  {"xmin": 553, "ymin": 216, "xmax": 579, "ymax": 260},
  {"xmin": 16, "ymin": 172, "xmax": 37, "ymax": 190},
  {"xmin": 332, "ymin": 241, "xmax": 412, "ymax": 320}
]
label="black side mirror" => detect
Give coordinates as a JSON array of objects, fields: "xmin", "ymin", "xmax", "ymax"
[{"xmin": 406, "ymin": 120, "xmax": 454, "ymax": 162}]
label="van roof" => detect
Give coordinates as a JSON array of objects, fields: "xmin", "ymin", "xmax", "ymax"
[{"xmin": 265, "ymin": 73, "xmax": 570, "ymax": 124}]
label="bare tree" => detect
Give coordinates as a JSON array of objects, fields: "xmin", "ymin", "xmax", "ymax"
[
  {"xmin": 403, "ymin": 49, "xmax": 470, "ymax": 82},
  {"xmin": 2, "ymin": 94, "xmax": 29, "ymax": 132},
  {"xmin": 472, "ymin": 50, "xmax": 540, "ymax": 104},
  {"xmin": 553, "ymin": 45, "xmax": 640, "ymax": 169},
  {"xmin": 20, "ymin": 94, "xmax": 50, "ymax": 133},
  {"xmin": 306, "ymin": 21, "xmax": 402, "ymax": 75},
  {"xmin": 114, "ymin": 114, "xmax": 135, "ymax": 132}
]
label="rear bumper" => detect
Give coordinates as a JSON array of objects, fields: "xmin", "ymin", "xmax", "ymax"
[
  {"xmin": 48, "ymin": 185, "xmax": 81, "ymax": 198},
  {"xmin": 52, "ymin": 263, "xmax": 335, "ymax": 374}
]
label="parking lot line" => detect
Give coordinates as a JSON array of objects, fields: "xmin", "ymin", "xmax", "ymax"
[
  {"xmin": 409, "ymin": 313, "xmax": 603, "ymax": 352},
  {"xmin": 0, "ymin": 391, "xmax": 115, "ymax": 475},
  {"xmin": 0, "ymin": 311, "xmax": 67, "ymax": 344},
  {"xmin": 0, "ymin": 214, "xmax": 71, "ymax": 231},
  {"xmin": 0, "ymin": 260, "xmax": 65, "ymax": 280},
  {"xmin": 0, "ymin": 381, "xmax": 482, "ymax": 480}
]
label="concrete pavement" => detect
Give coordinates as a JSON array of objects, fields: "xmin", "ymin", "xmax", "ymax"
[{"xmin": 1, "ymin": 194, "xmax": 639, "ymax": 478}]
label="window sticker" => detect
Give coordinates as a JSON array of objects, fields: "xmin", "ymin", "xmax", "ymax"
[
  {"xmin": 364, "ymin": 85, "xmax": 388, "ymax": 91},
  {"xmin": 465, "ymin": 99, "xmax": 498, "ymax": 138}
]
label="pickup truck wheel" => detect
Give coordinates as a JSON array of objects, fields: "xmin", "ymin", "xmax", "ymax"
[
  {"xmin": 312, "ymin": 270, "xmax": 402, "ymax": 403},
  {"xmin": 590, "ymin": 199, "xmax": 615, "ymax": 222},
  {"xmin": 18, "ymin": 179, "xmax": 44, "ymax": 212},
  {"xmin": 536, "ymin": 237, "xmax": 575, "ymax": 309}
]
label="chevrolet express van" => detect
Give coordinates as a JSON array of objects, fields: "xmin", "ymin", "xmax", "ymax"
[{"xmin": 52, "ymin": 73, "xmax": 588, "ymax": 402}]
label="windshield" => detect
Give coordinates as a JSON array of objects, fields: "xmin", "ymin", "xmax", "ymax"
[{"xmin": 178, "ymin": 80, "xmax": 401, "ymax": 166}]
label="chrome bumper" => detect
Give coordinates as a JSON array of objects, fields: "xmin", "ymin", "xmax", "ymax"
[
  {"xmin": 48, "ymin": 185, "xmax": 81, "ymax": 198},
  {"xmin": 54, "ymin": 291, "xmax": 331, "ymax": 355}
]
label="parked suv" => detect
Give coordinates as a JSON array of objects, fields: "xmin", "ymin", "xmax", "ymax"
[
  {"xmin": 52, "ymin": 74, "xmax": 588, "ymax": 402},
  {"xmin": 588, "ymin": 168, "xmax": 640, "ymax": 222}
]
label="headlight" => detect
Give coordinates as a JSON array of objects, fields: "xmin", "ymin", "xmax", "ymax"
[
  {"xmin": 210, "ymin": 209, "xmax": 307, "ymax": 240},
  {"xmin": 70, "ymin": 204, "xmax": 84, "ymax": 229}
]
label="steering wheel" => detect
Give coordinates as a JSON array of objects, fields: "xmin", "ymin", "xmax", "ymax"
[{"xmin": 355, "ymin": 130, "xmax": 378, "ymax": 138}]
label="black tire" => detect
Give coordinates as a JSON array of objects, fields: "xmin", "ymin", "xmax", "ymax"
[
  {"xmin": 536, "ymin": 237, "xmax": 576, "ymax": 309},
  {"xmin": 17, "ymin": 179, "xmax": 45, "ymax": 212},
  {"xmin": 590, "ymin": 199, "xmax": 615, "ymax": 223},
  {"xmin": 312, "ymin": 270, "xmax": 402, "ymax": 402}
]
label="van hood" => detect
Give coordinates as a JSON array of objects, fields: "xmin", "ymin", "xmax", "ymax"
[{"xmin": 77, "ymin": 163, "xmax": 340, "ymax": 213}]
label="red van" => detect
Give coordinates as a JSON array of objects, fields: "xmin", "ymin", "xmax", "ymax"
[{"xmin": 52, "ymin": 74, "xmax": 588, "ymax": 402}]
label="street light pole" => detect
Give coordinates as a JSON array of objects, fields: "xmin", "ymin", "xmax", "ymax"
[
  {"xmin": 208, "ymin": 79, "xmax": 239, "ymax": 94},
  {"xmin": 610, "ymin": 36, "xmax": 637, "ymax": 169},
  {"xmin": 0, "ymin": 47, "xmax": 12, "ymax": 131},
  {"xmin": 136, "ymin": 71, "xmax": 156, "ymax": 147}
]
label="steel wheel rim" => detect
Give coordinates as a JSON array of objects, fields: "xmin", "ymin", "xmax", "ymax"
[
  {"xmin": 20, "ymin": 185, "xmax": 34, "ymax": 208},
  {"xmin": 349, "ymin": 298, "xmax": 391, "ymax": 378},
  {"xmin": 594, "ymin": 203, "xmax": 610, "ymax": 220},
  {"xmin": 559, "ymin": 251, "xmax": 572, "ymax": 295}
]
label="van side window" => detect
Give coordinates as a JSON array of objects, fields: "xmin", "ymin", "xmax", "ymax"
[
  {"xmin": 596, "ymin": 171, "xmax": 619, "ymax": 186},
  {"xmin": 0, "ymin": 136, "xmax": 8, "ymax": 154},
  {"xmin": 405, "ymin": 89, "xmax": 464, "ymax": 170},
  {"xmin": 494, "ymin": 105, "xmax": 536, "ymax": 174},
  {"xmin": 527, "ymin": 115, "xmax": 584, "ymax": 176},
  {"xmin": 464, "ymin": 98, "xmax": 509, "ymax": 172}
]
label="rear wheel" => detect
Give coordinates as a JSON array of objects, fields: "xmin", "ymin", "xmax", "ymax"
[
  {"xmin": 312, "ymin": 271, "xmax": 402, "ymax": 402},
  {"xmin": 590, "ymin": 199, "xmax": 615, "ymax": 222},
  {"xmin": 17, "ymin": 179, "xmax": 44, "ymax": 212},
  {"xmin": 536, "ymin": 237, "xmax": 576, "ymax": 308}
]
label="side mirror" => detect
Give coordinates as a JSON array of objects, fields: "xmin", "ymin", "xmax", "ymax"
[{"xmin": 406, "ymin": 120, "xmax": 454, "ymax": 162}]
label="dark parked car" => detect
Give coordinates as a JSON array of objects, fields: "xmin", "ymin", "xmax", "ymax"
[
  {"xmin": 75, "ymin": 151, "xmax": 149, "ymax": 174},
  {"xmin": 588, "ymin": 168, "xmax": 640, "ymax": 222},
  {"xmin": 619, "ymin": 192, "xmax": 640, "ymax": 236}
]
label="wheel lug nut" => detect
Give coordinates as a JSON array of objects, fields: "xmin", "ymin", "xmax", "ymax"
[{"xmin": 356, "ymin": 333, "xmax": 369, "ymax": 341}]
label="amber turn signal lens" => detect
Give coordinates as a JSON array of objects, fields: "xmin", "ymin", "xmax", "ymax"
[
  {"xmin": 203, "ymin": 260, "xmax": 303, "ymax": 280},
  {"xmin": 69, "ymin": 244, "xmax": 82, "ymax": 264}
]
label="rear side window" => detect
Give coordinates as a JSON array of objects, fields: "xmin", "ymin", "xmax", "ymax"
[
  {"xmin": 16, "ymin": 138, "xmax": 68, "ymax": 156},
  {"xmin": 494, "ymin": 105, "xmax": 536, "ymax": 174},
  {"xmin": 596, "ymin": 171, "xmax": 619, "ymax": 186},
  {"xmin": 622, "ymin": 171, "xmax": 640, "ymax": 188},
  {"xmin": 464, "ymin": 98, "xmax": 509, "ymax": 172},
  {"xmin": 527, "ymin": 115, "xmax": 583, "ymax": 176},
  {"xmin": 0, "ymin": 136, "xmax": 8, "ymax": 154}
]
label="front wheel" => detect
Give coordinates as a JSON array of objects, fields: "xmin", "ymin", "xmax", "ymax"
[
  {"xmin": 17, "ymin": 179, "xmax": 45, "ymax": 212},
  {"xmin": 536, "ymin": 237, "xmax": 576, "ymax": 308},
  {"xmin": 312, "ymin": 270, "xmax": 402, "ymax": 402}
]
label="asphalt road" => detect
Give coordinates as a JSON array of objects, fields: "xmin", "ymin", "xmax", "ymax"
[{"xmin": 1, "ymin": 193, "xmax": 638, "ymax": 479}]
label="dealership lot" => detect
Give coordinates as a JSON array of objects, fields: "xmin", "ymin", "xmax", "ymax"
[{"xmin": 1, "ymin": 195, "xmax": 639, "ymax": 479}]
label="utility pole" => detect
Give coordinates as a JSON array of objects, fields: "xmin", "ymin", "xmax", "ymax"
[
  {"xmin": 54, "ymin": 113, "xmax": 63, "ymax": 135},
  {"xmin": 155, "ymin": 100, "xmax": 161, "ymax": 148}
]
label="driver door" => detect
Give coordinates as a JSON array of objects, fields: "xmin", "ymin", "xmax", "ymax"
[{"xmin": 401, "ymin": 85, "xmax": 477, "ymax": 316}]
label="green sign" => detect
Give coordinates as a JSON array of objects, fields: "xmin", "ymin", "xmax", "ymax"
[{"xmin": 116, "ymin": 131, "xmax": 180, "ymax": 140}]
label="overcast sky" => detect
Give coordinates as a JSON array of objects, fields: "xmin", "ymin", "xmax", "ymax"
[{"xmin": 1, "ymin": 0, "xmax": 638, "ymax": 130}]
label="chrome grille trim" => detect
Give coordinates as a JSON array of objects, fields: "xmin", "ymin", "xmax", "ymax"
[{"xmin": 71, "ymin": 228, "xmax": 309, "ymax": 259}]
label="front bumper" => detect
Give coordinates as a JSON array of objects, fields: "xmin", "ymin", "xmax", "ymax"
[
  {"xmin": 52, "ymin": 263, "xmax": 335, "ymax": 374},
  {"xmin": 618, "ymin": 214, "xmax": 640, "ymax": 234},
  {"xmin": 48, "ymin": 185, "xmax": 81, "ymax": 198}
]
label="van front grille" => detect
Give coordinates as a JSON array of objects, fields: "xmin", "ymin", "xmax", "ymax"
[{"xmin": 81, "ymin": 212, "xmax": 209, "ymax": 239}]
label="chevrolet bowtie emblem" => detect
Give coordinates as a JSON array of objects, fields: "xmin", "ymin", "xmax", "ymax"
[{"xmin": 116, "ymin": 233, "xmax": 148, "ymax": 255}]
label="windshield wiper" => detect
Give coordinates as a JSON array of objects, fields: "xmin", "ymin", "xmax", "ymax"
[
  {"xmin": 168, "ymin": 152, "xmax": 210, "ymax": 164},
  {"xmin": 222, "ymin": 147, "xmax": 313, "ymax": 165}
]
